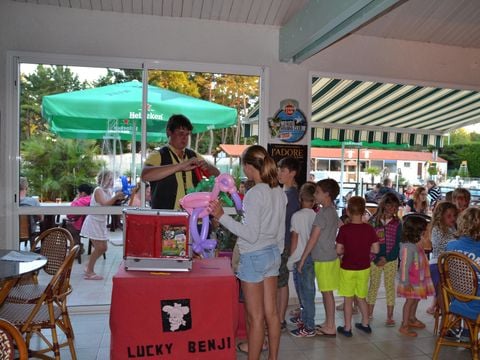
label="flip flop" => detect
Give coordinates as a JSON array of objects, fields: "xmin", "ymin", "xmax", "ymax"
[
  {"xmin": 84, "ymin": 273, "xmax": 103, "ymax": 280},
  {"xmin": 315, "ymin": 326, "xmax": 336, "ymax": 337}
]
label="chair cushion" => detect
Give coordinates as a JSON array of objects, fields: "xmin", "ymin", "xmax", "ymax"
[{"xmin": 450, "ymin": 298, "xmax": 480, "ymax": 321}]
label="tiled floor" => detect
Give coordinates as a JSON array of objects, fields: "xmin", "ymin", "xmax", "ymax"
[{"xmin": 31, "ymin": 230, "xmax": 475, "ymax": 359}]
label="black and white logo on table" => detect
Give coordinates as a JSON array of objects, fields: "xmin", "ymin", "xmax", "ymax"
[{"xmin": 161, "ymin": 299, "xmax": 191, "ymax": 332}]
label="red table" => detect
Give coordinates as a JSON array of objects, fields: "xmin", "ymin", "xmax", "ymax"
[{"xmin": 110, "ymin": 257, "xmax": 238, "ymax": 359}]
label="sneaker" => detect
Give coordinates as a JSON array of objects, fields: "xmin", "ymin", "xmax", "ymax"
[
  {"xmin": 280, "ymin": 320, "xmax": 287, "ymax": 332},
  {"xmin": 289, "ymin": 317, "xmax": 303, "ymax": 325},
  {"xmin": 337, "ymin": 326, "xmax": 353, "ymax": 337},
  {"xmin": 443, "ymin": 328, "xmax": 460, "ymax": 341},
  {"xmin": 290, "ymin": 326, "xmax": 316, "ymax": 338},
  {"xmin": 459, "ymin": 329, "xmax": 471, "ymax": 343},
  {"xmin": 355, "ymin": 323, "xmax": 372, "ymax": 334}
]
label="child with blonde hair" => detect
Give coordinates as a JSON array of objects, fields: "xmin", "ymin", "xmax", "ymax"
[
  {"xmin": 445, "ymin": 207, "xmax": 480, "ymax": 321},
  {"xmin": 426, "ymin": 201, "xmax": 457, "ymax": 315},
  {"xmin": 288, "ymin": 182, "xmax": 317, "ymax": 337},
  {"xmin": 397, "ymin": 215, "xmax": 435, "ymax": 337},
  {"xmin": 81, "ymin": 170, "xmax": 125, "ymax": 280},
  {"xmin": 336, "ymin": 196, "xmax": 379, "ymax": 337}
]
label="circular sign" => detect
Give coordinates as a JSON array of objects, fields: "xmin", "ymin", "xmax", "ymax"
[{"xmin": 268, "ymin": 102, "xmax": 307, "ymax": 143}]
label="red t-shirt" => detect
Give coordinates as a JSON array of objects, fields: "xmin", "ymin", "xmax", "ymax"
[{"xmin": 336, "ymin": 223, "xmax": 378, "ymax": 270}]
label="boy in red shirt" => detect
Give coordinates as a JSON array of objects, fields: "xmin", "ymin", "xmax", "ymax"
[{"xmin": 336, "ymin": 196, "xmax": 379, "ymax": 337}]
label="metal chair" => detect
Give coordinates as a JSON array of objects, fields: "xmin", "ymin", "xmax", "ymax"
[
  {"xmin": 0, "ymin": 245, "xmax": 80, "ymax": 360},
  {"xmin": 7, "ymin": 227, "xmax": 74, "ymax": 303},
  {"xmin": 0, "ymin": 318, "xmax": 28, "ymax": 360},
  {"xmin": 433, "ymin": 251, "xmax": 480, "ymax": 360}
]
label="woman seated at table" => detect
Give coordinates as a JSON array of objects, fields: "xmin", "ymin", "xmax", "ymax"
[
  {"xmin": 405, "ymin": 186, "xmax": 429, "ymax": 214},
  {"xmin": 64, "ymin": 183, "xmax": 93, "ymax": 251}
]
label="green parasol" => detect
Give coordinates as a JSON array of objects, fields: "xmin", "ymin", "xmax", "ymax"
[{"xmin": 42, "ymin": 81, "xmax": 238, "ymax": 141}]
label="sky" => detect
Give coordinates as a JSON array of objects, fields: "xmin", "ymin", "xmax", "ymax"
[{"xmin": 21, "ymin": 63, "xmax": 109, "ymax": 83}]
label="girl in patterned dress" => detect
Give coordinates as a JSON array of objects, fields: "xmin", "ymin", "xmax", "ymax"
[{"xmin": 397, "ymin": 215, "xmax": 435, "ymax": 337}]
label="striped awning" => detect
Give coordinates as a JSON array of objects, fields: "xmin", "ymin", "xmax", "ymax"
[{"xmin": 311, "ymin": 77, "xmax": 480, "ymax": 147}]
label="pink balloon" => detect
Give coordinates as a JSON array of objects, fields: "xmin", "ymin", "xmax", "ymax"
[{"xmin": 180, "ymin": 173, "xmax": 243, "ymax": 257}]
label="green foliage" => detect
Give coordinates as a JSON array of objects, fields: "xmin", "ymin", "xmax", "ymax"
[
  {"xmin": 448, "ymin": 128, "xmax": 472, "ymax": 144},
  {"xmin": 20, "ymin": 65, "xmax": 85, "ymax": 140},
  {"xmin": 427, "ymin": 162, "xmax": 437, "ymax": 177},
  {"xmin": 440, "ymin": 143, "xmax": 480, "ymax": 177},
  {"xmin": 21, "ymin": 135, "xmax": 102, "ymax": 201},
  {"xmin": 365, "ymin": 166, "xmax": 381, "ymax": 184}
]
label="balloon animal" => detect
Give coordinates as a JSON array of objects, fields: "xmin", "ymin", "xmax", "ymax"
[{"xmin": 180, "ymin": 173, "xmax": 242, "ymax": 257}]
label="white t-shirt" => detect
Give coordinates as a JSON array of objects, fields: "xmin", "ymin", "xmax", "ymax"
[{"xmin": 287, "ymin": 208, "xmax": 316, "ymax": 270}]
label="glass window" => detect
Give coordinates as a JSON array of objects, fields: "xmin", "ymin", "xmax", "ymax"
[
  {"xmin": 316, "ymin": 159, "xmax": 329, "ymax": 171},
  {"xmin": 16, "ymin": 59, "xmax": 262, "ymax": 309},
  {"xmin": 331, "ymin": 160, "xmax": 341, "ymax": 171}
]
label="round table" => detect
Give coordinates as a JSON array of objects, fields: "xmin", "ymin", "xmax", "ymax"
[{"xmin": 0, "ymin": 249, "xmax": 47, "ymax": 304}]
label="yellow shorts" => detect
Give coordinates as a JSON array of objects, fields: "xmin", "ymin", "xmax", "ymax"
[
  {"xmin": 338, "ymin": 268, "xmax": 370, "ymax": 298},
  {"xmin": 314, "ymin": 258, "xmax": 339, "ymax": 292}
]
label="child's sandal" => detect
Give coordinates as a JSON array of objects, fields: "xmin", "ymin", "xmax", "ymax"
[
  {"xmin": 408, "ymin": 319, "xmax": 426, "ymax": 329},
  {"xmin": 399, "ymin": 325, "xmax": 417, "ymax": 337},
  {"xmin": 385, "ymin": 319, "xmax": 396, "ymax": 327}
]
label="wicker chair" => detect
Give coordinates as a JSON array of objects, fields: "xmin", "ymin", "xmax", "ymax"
[
  {"xmin": 0, "ymin": 318, "xmax": 28, "ymax": 360},
  {"xmin": 0, "ymin": 245, "xmax": 80, "ymax": 360},
  {"xmin": 433, "ymin": 251, "xmax": 480, "ymax": 360},
  {"xmin": 19, "ymin": 214, "xmax": 38, "ymax": 250},
  {"xmin": 7, "ymin": 227, "xmax": 74, "ymax": 303}
]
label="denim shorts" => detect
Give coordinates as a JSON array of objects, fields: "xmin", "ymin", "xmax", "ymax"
[{"xmin": 237, "ymin": 245, "xmax": 281, "ymax": 283}]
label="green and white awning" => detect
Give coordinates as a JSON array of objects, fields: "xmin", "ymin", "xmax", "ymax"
[{"xmin": 311, "ymin": 77, "xmax": 480, "ymax": 147}]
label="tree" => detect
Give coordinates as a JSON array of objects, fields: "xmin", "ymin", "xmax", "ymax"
[
  {"xmin": 365, "ymin": 166, "xmax": 381, "ymax": 185},
  {"xmin": 20, "ymin": 65, "xmax": 85, "ymax": 140},
  {"xmin": 92, "ymin": 68, "xmax": 142, "ymax": 87},
  {"xmin": 21, "ymin": 135, "xmax": 103, "ymax": 201}
]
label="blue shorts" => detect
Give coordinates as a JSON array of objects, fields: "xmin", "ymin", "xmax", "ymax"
[{"xmin": 237, "ymin": 245, "xmax": 281, "ymax": 283}]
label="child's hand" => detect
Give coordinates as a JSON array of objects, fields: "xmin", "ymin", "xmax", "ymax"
[
  {"xmin": 208, "ymin": 199, "xmax": 224, "ymax": 220},
  {"xmin": 296, "ymin": 260, "xmax": 304, "ymax": 274},
  {"xmin": 376, "ymin": 257, "xmax": 387, "ymax": 266},
  {"xmin": 405, "ymin": 284, "xmax": 414, "ymax": 292}
]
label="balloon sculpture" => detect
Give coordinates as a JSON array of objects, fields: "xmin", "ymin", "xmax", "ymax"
[{"xmin": 180, "ymin": 173, "xmax": 243, "ymax": 258}]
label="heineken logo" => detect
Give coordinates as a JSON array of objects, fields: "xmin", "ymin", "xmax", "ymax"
[
  {"xmin": 129, "ymin": 111, "xmax": 164, "ymax": 120},
  {"xmin": 129, "ymin": 103, "xmax": 164, "ymax": 120}
]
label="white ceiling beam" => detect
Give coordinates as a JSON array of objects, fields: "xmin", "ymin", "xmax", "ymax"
[{"xmin": 279, "ymin": 0, "xmax": 402, "ymax": 63}]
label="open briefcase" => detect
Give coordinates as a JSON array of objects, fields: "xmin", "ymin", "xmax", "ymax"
[{"xmin": 123, "ymin": 209, "xmax": 192, "ymax": 272}]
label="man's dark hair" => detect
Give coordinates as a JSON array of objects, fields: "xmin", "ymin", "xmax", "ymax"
[
  {"xmin": 77, "ymin": 183, "xmax": 93, "ymax": 195},
  {"xmin": 166, "ymin": 114, "xmax": 193, "ymax": 133},
  {"xmin": 277, "ymin": 157, "xmax": 300, "ymax": 173}
]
